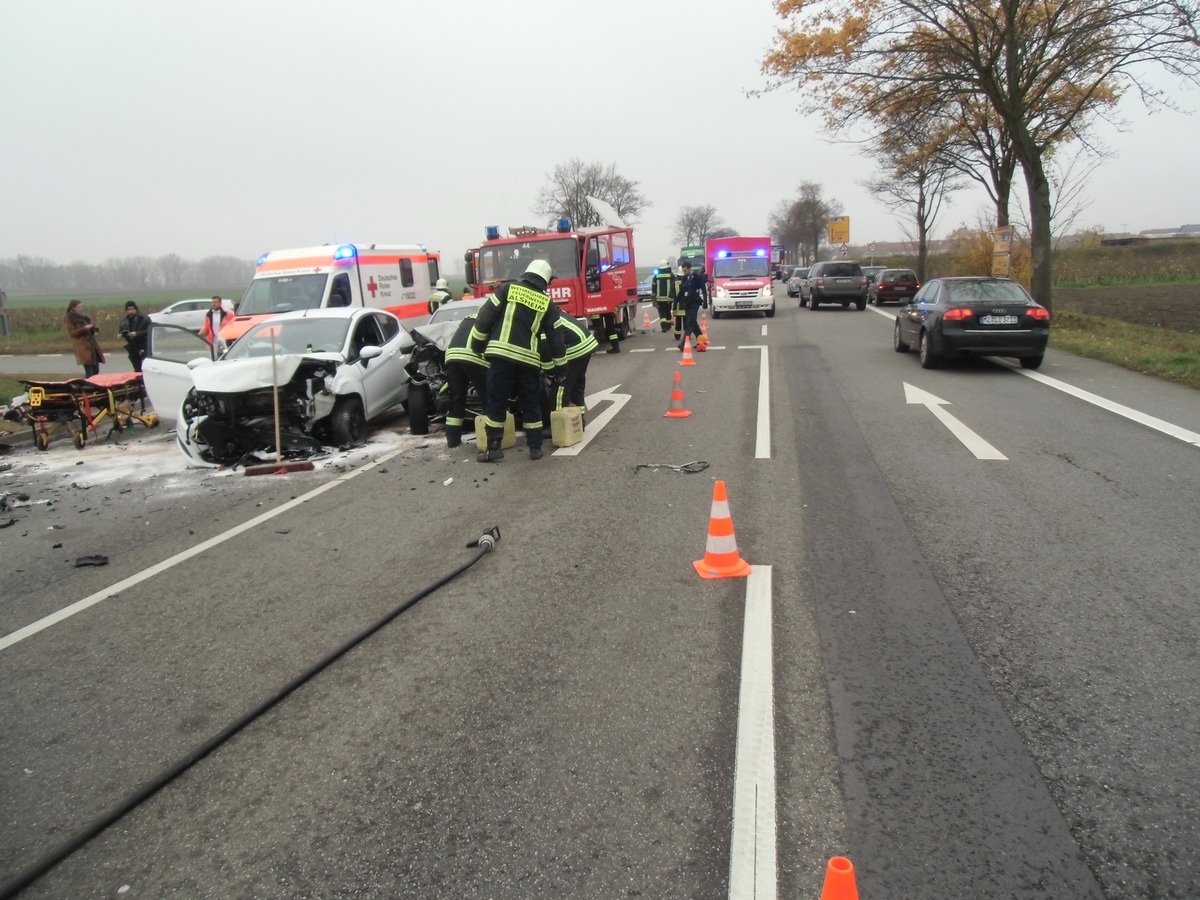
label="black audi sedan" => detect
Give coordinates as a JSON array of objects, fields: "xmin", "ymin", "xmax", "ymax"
[{"xmin": 892, "ymin": 277, "xmax": 1051, "ymax": 370}]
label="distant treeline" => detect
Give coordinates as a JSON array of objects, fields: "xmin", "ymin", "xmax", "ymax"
[{"xmin": 0, "ymin": 254, "xmax": 255, "ymax": 293}]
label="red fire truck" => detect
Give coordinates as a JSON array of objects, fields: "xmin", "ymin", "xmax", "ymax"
[
  {"xmin": 464, "ymin": 217, "xmax": 640, "ymax": 337},
  {"xmin": 705, "ymin": 235, "xmax": 777, "ymax": 318}
]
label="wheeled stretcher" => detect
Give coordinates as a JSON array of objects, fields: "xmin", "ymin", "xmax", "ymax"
[{"xmin": 14, "ymin": 373, "xmax": 160, "ymax": 450}]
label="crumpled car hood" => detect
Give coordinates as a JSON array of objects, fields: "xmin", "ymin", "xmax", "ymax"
[{"xmin": 191, "ymin": 353, "xmax": 343, "ymax": 393}]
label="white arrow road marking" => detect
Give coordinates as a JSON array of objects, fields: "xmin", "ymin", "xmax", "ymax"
[
  {"xmin": 552, "ymin": 383, "xmax": 630, "ymax": 457},
  {"xmin": 1008, "ymin": 365, "xmax": 1200, "ymax": 449},
  {"xmin": 739, "ymin": 346, "xmax": 771, "ymax": 459},
  {"xmin": 729, "ymin": 565, "xmax": 777, "ymax": 900},
  {"xmin": 904, "ymin": 382, "xmax": 1008, "ymax": 460}
]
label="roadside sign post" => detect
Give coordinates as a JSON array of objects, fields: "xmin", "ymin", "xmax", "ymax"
[
  {"xmin": 828, "ymin": 216, "xmax": 850, "ymax": 247},
  {"xmin": 993, "ymin": 226, "xmax": 1013, "ymax": 277}
]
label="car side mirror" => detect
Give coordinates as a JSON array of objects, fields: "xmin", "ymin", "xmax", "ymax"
[{"xmin": 358, "ymin": 345, "xmax": 383, "ymax": 363}]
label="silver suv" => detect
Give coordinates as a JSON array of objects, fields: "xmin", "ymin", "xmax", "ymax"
[{"xmin": 802, "ymin": 260, "xmax": 869, "ymax": 310}]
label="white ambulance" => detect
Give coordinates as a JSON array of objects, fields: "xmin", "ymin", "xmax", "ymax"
[{"xmin": 220, "ymin": 243, "xmax": 441, "ymax": 344}]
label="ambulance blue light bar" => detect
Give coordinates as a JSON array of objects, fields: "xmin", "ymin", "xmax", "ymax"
[
  {"xmin": 557, "ymin": 218, "xmax": 571, "ymax": 232},
  {"xmin": 333, "ymin": 245, "xmax": 357, "ymax": 260},
  {"xmin": 718, "ymin": 250, "xmax": 730, "ymax": 258},
  {"xmin": 755, "ymin": 249, "xmax": 767, "ymax": 257},
  {"xmin": 485, "ymin": 226, "xmax": 500, "ymax": 240},
  {"xmin": 256, "ymin": 252, "xmax": 269, "ymax": 266}
]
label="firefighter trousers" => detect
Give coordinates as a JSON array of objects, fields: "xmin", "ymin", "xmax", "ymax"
[
  {"xmin": 484, "ymin": 359, "xmax": 543, "ymax": 448},
  {"xmin": 446, "ymin": 361, "xmax": 488, "ymax": 436}
]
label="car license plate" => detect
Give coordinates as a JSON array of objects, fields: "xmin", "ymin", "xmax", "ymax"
[
  {"xmin": 980, "ymin": 315, "xmax": 1018, "ymax": 325},
  {"xmin": 735, "ymin": 301, "xmax": 752, "ymax": 309}
]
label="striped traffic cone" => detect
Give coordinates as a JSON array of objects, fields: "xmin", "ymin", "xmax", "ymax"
[
  {"xmin": 693, "ymin": 480, "xmax": 752, "ymax": 579},
  {"xmin": 643, "ymin": 309, "xmax": 654, "ymax": 330},
  {"xmin": 701, "ymin": 309, "xmax": 708, "ymax": 335},
  {"xmin": 680, "ymin": 335, "xmax": 697, "ymax": 366},
  {"xmin": 663, "ymin": 371, "xmax": 691, "ymax": 418}
]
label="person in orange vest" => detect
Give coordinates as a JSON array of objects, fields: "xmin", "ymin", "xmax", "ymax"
[
  {"xmin": 461, "ymin": 285, "xmax": 475, "ymax": 300},
  {"xmin": 199, "ymin": 295, "xmax": 231, "ymax": 359}
]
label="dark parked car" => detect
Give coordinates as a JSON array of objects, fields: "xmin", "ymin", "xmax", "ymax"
[
  {"xmin": 801, "ymin": 260, "xmax": 868, "ymax": 310},
  {"xmin": 862, "ymin": 265, "xmax": 887, "ymax": 285},
  {"xmin": 893, "ymin": 276, "xmax": 1051, "ymax": 370},
  {"xmin": 869, "ymin": 268, "xmax": 920, "ymax": 305}
]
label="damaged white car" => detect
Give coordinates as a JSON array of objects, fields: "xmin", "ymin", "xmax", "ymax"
[{"xmin": 141, "ymin": 308, "xmax": 415, "ymax": 466}]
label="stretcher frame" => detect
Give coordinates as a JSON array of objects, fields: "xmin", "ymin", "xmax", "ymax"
[{"xmin": 16, "ymin": 373, "xmax": 160, "ymax": 451}]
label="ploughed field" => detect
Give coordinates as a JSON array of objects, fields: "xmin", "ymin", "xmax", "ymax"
[{"xmin": 1053, "ymin": 283, "xmax": 1200, "ymax": 332}]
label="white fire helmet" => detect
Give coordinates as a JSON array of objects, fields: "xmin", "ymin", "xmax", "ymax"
[{"xmin": 524, "ymin": 259, "xmax": 553, "ymax": 285}]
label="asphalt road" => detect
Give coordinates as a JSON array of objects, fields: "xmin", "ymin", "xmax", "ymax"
[{"xmin": 2, "ymin": 291, "xmax": 1199, "ymax": 898}]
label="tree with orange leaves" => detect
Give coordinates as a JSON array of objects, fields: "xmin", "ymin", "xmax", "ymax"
[{"xmin": 762, "ymin": 0, "xmax": 1200, "ymax": 309}]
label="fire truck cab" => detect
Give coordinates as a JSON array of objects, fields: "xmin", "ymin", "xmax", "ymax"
[
  {"xmin": 705, "ymin": 236, "xmax": 777, "ymax": 319},
  {"xmin": 465, "ymin": 208, "xmax": 639, "ymax": 338},
  {"xmin": 221, "ymin": 243, "xmax": 441, "ymax": 344}
]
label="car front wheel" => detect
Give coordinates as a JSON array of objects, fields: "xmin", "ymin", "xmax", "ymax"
[
  {"xmin": 893, "ymin": 319, "xmax": 910, "ymax": 353},
  {"xmin": 407, "ymin": 384, "xmax": 432, "ymax": 434},
  {"xmin": 331, "ymin": 396, "xmax": 367, "ymax": 446},
  {"xmin": 918, "ymin": 331, "xmax": 940, "ymax": 369},
  {"xmin": 765, "ymin": 302, "xmax": 775, "ymax": 318}
]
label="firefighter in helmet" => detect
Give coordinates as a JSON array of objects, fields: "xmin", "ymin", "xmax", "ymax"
[
  {"xmin": 443, "ymin": 312, "xmax": 489, "ymax": 449},
  {"xmin": 469, "ymin": 259, "xmax": 566, "ymax": 462},
  {"xmin": 652, "ymin": 259, "xmax": 676, "ymax": 333},
  {"xmin": 429, "ymin": 278, "xmax": 452, "ymax": 313}
]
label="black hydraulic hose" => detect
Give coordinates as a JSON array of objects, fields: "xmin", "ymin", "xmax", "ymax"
[{"xmin": 0, "ymin": 527, "xmax": 501, "ymax": 900}]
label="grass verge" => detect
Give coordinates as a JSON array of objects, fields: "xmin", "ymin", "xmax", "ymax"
[{"xmin": 1049, "ymin": 311, "xmax": 1200, "ymax": 390}]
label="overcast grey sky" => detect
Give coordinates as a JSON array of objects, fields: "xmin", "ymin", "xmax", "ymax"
[{"xmin": 4, "ymin": 0, "xmax": 1198, "ymax": 273}]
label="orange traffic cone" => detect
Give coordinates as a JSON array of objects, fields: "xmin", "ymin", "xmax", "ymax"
[
  {"xmin": 701, "ymin": 309, "xmax": 709, "ymax": 335},
  {"xmin": 820, "ymin": 857, "xmax": 859, "ymax": 900},
  {"xmin": 663, "ymin": 371, "xmax": 691, "ymax": 418},
  {"xmin": 643, "ymin": 309, "xmax": 654, "ymax": 330},
  {"xmin": 680, "ymin": 335, "xmax": 696, "ymax": 366},
  {"xmin": 693, "ymin": 480, "xmax": 751, "ymax": 579}
]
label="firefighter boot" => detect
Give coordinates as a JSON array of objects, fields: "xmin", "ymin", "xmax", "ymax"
[
  {"xmin": 607, "ymin": 342, "xmax": 620, "ymax": 353},
  {"xmin": 529, "ymin": 444, "xmax": 544, "ymax": 461},
  {"xmin": 476, "ymin": 435, "xmax": 504, "ymax": 463},
  {"xmin": 445, "ymin": 425, "xmax": 462, "ymax": 449}
]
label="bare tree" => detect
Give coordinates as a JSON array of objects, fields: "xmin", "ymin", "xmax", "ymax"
[
  {"xmin": 789, "ymin": 182, "xmax": 839, "ymax": 264},
  {"xmin": 533, "ymin": 159, "xmax": 648, "ymax": 228},
  {"xmin": 763, "ymin": 0, "xmax": 1200, "ymax": 309},
  {"xmin": 672, "ymin": 205, "xmax": 725, "ymax": 246},
  {"xmin": 864, "ymin": 125, "xmax": 963, "ymax": 279}
]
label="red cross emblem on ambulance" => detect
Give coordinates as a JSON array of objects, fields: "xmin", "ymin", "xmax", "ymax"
[{"xmin": 367, "ymin": 277, "xmax": 378, "ymax": 298}]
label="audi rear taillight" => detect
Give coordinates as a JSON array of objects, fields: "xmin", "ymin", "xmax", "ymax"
[
  {"xmin": 943, "ymin": 308, "xmax": 973, "ymax": 321},
  {"xmin": 1027, "ymin": 307, "xmax": 1050, "ymax": 321}
]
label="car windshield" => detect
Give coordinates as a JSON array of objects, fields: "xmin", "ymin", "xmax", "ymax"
[
  {"xmin": 476, "ymin": 237, "xmax": 580, "ymax": 286},
  {"xmin": 713, "ymin": 257, "xmax": 770, "ymax": 279},
  {"xmin": 822, "ymin": 263, "xmax": 861, "ymax": 277},
  {"xmin": 947, "ymin": 280, "xmax": 1033, "ymax": 305},
  {"xmin": 429, "ymin": 300, "xmax": 485, "ymax": 324},
  {"xmin": 237, "ymin": 274, "xmax": 329, "ymax": 316},
  {"xmin": 885, "ymin": 270, "xmax": 917, "ymax": 283},
  {"xmin": 225, "ymin": 317, "xmax": 351, "ymax": 358}
]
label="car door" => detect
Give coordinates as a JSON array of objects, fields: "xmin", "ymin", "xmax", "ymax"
[
  {"xmin": 351, "ymin": 313, "xmax": 408, "ymax": 417},
  {"xmin": 141, "ymin": 323, "xmax": 212, "ymax": 424}
]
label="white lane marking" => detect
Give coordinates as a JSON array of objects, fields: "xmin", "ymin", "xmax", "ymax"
[
  {"xmin": 729, "ymin": 565, "xmax": 777, "ymax": 900},
  {"xmin": 1008, "ymin": 364, "xmax": 1200, "ymax": 448},
  {"xmin": 0, "ymin": 448, "xmax": 408, "ymax": 652},
  {"xmin": 761, "ymin": 323, "xmax": 768, "ymax": 337},
  {"xmin": 739, "ymin": 346, "xmax": 771, "ymax": 459},
  {"xmin": 36, "ymin": 353, "xmax": 67, "ymax": 358},
  {"xmin": 904, "ymin": 383, "xmax": 1008, "ymax": 460},
  {"xmin": 872, "ymin": 307, "xmax": 1200, "ymax": 449},
  {"xmin": 552, "ymin": 383, "xmax": 629, "ymax": 457},
  {"xmin": 868, "ymin": 306, "xmax": 897, "ymax": 320}
]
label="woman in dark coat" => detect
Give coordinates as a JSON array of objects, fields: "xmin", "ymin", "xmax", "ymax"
[{"xmin": 64, "ymin": 299, "xmax": 105, "ymax": 377}]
